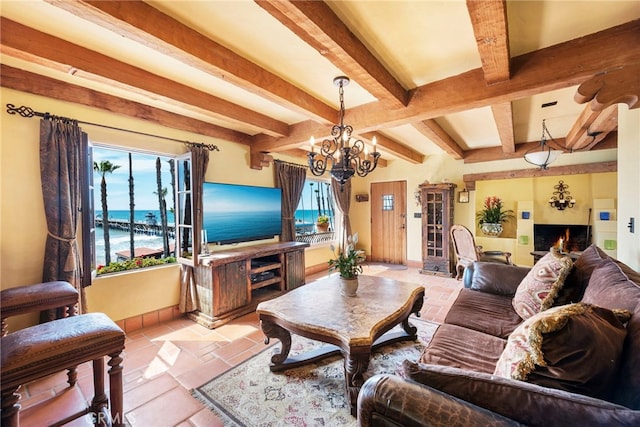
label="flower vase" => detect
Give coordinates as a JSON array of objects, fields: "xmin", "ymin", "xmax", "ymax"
[
  {"xmin": 340, "ymin": 276, "xmax": 359, "ymax": 297},
  {"xmin": 481, "ymin": 222, "xmax": 503, "ymax": 237}
]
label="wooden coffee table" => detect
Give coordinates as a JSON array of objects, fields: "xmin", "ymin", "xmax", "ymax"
[{"xmin": 256, "ymin": 274, "xmax": 425, "ymax": 416}]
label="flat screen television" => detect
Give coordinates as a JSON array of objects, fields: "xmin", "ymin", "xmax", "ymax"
[{"xmin": 202, "ymin": 182, "xmax": 282, "ymax": 245}]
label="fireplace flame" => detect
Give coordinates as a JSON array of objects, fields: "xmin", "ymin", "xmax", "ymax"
[{"xmin": 553, "ymin": 229, "xmax": 571, "ymax": 253}]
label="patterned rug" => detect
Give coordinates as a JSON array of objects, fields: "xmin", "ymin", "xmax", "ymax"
[{"xmin": 192, "ymin": 318, "xmax": 438, "ymax": 426}]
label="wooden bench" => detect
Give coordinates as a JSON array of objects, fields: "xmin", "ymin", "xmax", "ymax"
[{"xmin": 1, "ymin": 312, "xmax": 125, "ymax": 427}]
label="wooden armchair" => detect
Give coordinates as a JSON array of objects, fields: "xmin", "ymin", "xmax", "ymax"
[
  {"xmin": 450, "ymin": 224, "xmax": 512, "ymax": 280},
  {"xmin": 1, "ymin": 281, "xmax": 125, "ymax": 427}
]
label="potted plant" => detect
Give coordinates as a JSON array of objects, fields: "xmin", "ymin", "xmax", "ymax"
[
  {"xmin": 476, "ymin": 196, "xmax": 514, "ymax": 236},
  {"xmin": 328, "ymin": 233, "xmax": 366, "ymax": 296},
  {"xmin": 316, "ymin": 214, "xmax": 330, "ymax": 232}
]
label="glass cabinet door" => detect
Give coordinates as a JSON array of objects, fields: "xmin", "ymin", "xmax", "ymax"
[
  {"xmin": 420, "ymin": 183, "xmax": 455, "ymax": 277},
  {"xmin": 425, "ymin": 192, "xmax": 444, "ymax": 257}
]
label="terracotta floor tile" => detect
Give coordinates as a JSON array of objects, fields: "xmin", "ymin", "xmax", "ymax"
[
  {"xmin": 20, "ymin": 387, "xmax": 87, "ymax": 427},
  {"xmin": 175, "ymin": 356, "xmax": 231, "ymax": 390},
  {"xmin": 140, "ymin": 323, "xmax": 175, "ymax": 340},
  {"xmin": 212, "ymin": 322, "xmax": 262, "ymax": 342},
  {"xmin": 210, "ymin": 336, "xmax": 257, "ymax": 362},
  {"xmin": 125, "ymin": 387, "xmax": 203, "ymax": 426},
  {"xmin": 123, "ymin": 373, "xmax": 181, "ymax": 412},
  {"xmin": 187, "ymin": 407, "xmax": 227, "ymax": 427}
]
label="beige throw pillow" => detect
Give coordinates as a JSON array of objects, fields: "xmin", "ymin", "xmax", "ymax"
[{"xmin": 512, "ymin": 248, "xmax": 573, "ymax": 319}]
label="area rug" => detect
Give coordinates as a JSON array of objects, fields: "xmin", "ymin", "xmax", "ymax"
[{"xmin": 192, "ymin": 318, "xmax": 438, "ymax": 426}]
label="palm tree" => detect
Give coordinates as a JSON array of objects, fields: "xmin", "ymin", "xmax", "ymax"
[
  {"xmin": 155, "ymin": 157, "xmax": 170, "ymax": 257},
  {"xmin": 94, "ymin": 160, "xmax": 121, "ymax": 265},
  {"xmin": 168, "ymin": 159, "xmax": 176, "ymax": 257},
  {"xmin": 128, "ymin": 153, "xmax": 135, "ymax": 259},
  {"xmin": 181, "ymin": 161, "xmax": 192, "ymax": 256}
]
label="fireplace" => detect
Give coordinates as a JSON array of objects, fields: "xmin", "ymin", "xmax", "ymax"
[{"xmin": 533, "ymin": 224, "xmax": 591, "ymax": 253}]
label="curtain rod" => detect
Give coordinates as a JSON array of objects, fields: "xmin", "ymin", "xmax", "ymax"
[
  {"xmin": 6, "ymin": 103, "xmax": 220, "ymax": 151},
  {"xmin": 273, "ymin": 159, "xmax": 308, "ymax": 169}
]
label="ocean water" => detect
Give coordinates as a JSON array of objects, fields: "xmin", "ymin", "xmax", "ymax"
[
  {"xmin": 203, "ymin": 210, "xmax": 281, "ymax": 244},
  {"xmin": 295, "ymin": 209, "xmax": 334, "ymax": 225},
  {"xmin": 95, "ymin": 210, "xmax": 174, "ymax": 266}
]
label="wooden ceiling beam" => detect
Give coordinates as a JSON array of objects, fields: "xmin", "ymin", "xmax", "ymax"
[
  {"xmin": 45, "ymin": 0, "xmax": 337, "ymax": 125},
  {"xmin": 575, "ymin": 63, "xmax": 640, "ymax": 111},
  {"xmin": 491, "ymin": 102, "xmax": 516, "ymax": 153},
  {"xmin": 344, "ymin": 20, "xmax": 640, "ymax": 131},
  {"xmin": 466, "ymin": 0, "xmax": 510, "ymax": 84},
  {"xmin": 412, "ymin": 120, "xmax": 465, "ymax": 160},
  {"xmin": 0, "ymin": 64, "xmax": 253, "ymax": 145},
  {"xmin": 463, "ymin": 161, "xmax": 617, "ymax": 191},
  {"xmin": 359, "ymin": 132, "xmax": 424, "ymax": 164},
  {"xmin": 463, "ymin": 132, "xmax": 617, "ymax": 163},
  {"xmin": 565, "ymin": 104, "xmax": 618, "ymax": 150},
  {"xmin": 235, "ymin": 21, "xmax": 639, "ymax": 154},
  {"xmin": 255, "ymin": 0, "xmax": 409, "ymax": 107},
  {"xmin": 0, "ymin": 17, "xmax": 289, "ymax": 137}
]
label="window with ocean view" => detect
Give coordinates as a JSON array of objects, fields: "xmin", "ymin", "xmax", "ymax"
[
  {"xmin": 295, "ymin": 179, "xmax": 337, "ymax": 245},
  {"xmin": 92, "ymin": 146, "xmax": 177, "ymax": 274}
]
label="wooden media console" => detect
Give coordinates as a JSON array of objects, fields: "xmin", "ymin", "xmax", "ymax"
[{"xmin": 187, "ymin": 241, "xmax": 309, "ymax": 328}]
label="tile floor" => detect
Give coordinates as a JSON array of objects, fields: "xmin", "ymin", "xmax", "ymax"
[{"xmin": 16, "ymin": 264, "xmax": 463, "ymax": 427}]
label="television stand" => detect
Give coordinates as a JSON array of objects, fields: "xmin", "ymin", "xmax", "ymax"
[{"xmin": 187, "ymin": 241, "xmax": 309, "ymax": 328}]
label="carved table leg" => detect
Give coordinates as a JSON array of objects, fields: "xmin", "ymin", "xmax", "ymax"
[
  {"xmin": 343, "ymin": 351, "xmax": 371, "ymax": 416},
  {"xmin": 401, "ymin": 294, "xmax": 424, "ymax": 336},
  {"xmin": 260, "ymin": 319, "xmax": 292, "ymax": 368}
]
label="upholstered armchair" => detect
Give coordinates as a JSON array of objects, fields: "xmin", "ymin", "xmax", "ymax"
[{"xmin": 450, "ymin": 224, "xmax": 512, "ymax": 279}]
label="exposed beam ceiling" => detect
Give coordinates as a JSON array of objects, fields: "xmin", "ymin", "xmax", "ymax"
[{"xmin": 1, "ymin": 1, "xmax": 638, "ymax": 172}]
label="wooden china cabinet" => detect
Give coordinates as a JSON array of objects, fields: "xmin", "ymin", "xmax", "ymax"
[{"xmin": 419, "ymin": 182, "xmax": 456, "ymax": 277}]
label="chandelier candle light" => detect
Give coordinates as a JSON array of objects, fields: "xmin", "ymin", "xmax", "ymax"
[{"xmin": 308, "ymin": 76, "xmax": 381, "ymax": 188}]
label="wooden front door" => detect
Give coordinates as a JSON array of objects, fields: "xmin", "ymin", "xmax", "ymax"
[{"xmin": 370, "ymin": 181, "xmax": 407, "ymax": 264}]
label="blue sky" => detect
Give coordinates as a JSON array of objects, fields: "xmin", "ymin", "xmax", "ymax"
[
  {"xmin": 93, "ymin": 147, "xmax": 174, "ymax": 211},
  {"xmin": 202, "ymin": 182, "xmax": 281, "ymax": 213}
]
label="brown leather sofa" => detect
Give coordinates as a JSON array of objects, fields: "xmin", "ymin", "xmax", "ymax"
[{"xmin": 357, "ymin": 245, "xmax": 640, "ymax": 426}]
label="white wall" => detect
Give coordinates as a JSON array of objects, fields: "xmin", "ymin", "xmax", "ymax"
[{"xmin": 617, "ymin": 107, "xmax": 640, "ymax": 269}]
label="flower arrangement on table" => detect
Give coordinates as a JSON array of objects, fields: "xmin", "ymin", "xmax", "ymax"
[{"xmin": 328, "ymin": 233, "xmax": 366, "ymax": 279}]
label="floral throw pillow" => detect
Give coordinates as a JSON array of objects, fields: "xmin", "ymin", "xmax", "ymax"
[
  {"xmin": 494, "ymin": 302, "xmax": 631, "ymax": 399},
  {"xmin": 512, "ymin": 248, "xmax": 573, "ymax": 319}
]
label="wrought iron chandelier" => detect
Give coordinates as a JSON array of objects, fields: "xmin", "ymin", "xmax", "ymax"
[
  {"xmin": 307, "ymin": 76, "xmax": 380, "ymax": 187},
  {"xmin": 524, "ymin": 119, "xmax": 563, "ymax": 169},
  {"xmin": 549, "ymin": 180, "xmax": 576, "ymax": 210}
]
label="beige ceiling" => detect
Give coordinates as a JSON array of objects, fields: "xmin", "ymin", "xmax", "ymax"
[{"xmin": 1, "ymin": 0, "xmax": 639, "ymax": 168}]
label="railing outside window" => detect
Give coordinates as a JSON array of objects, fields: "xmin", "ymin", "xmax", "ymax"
[{"xmin": 296, "ymin": 231, "xmax": 335, "ymax": 245}]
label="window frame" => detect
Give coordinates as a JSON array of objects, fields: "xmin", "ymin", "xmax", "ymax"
[
  {"xmin": 84, "ymin": 143, "xmax": 180, "ymax": 277},
  {"xmin": 294, "ymin": 177, "xmax": 339, "ymax": 246}
]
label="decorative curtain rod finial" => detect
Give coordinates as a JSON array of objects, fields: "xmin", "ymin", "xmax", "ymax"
[{"xmin": 185, "ymin": 141, "xmax": 220, "ymax": 152}]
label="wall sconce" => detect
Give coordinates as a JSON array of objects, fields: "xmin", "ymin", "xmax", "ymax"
[
  {"xmin": 458, "ymin": 188, "xmax": 469, "ymax": 203},
  {"xmin": 549, "ymin": 180, "xmax": 576, "ymax": 211},
  {"xmin": 414, "ymin": 188, "xmax": 421, "ymax": 206}
]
